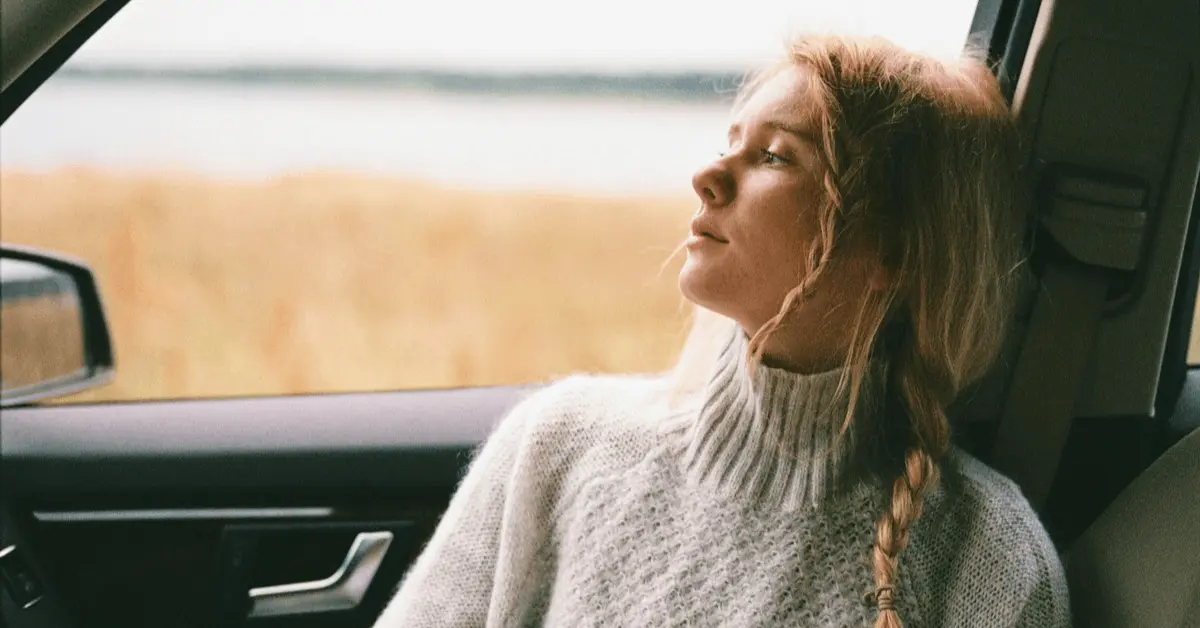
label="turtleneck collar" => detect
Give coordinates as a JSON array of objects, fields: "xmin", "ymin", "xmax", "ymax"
[{"xmin": 661, "ymin": 324, "xmax": 885, "ymax": 512}]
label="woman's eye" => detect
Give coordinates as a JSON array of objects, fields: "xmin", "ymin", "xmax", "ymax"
[{"xmin": 761, "ymin": 149, "xmax": 789, "ymax": 165}]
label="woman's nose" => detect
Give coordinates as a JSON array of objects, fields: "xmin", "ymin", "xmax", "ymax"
[{"xmin": 692, "ymin": 158, "xmax": 733, "ymax": 207}]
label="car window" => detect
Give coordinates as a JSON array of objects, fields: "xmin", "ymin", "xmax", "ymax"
[
  {"xmin": 1190, "ymin": 279, "xmax": 1200, "ymax": 365},
  {"xmin": 0, "ymin": 0, "xmax": 980, "ymax": 402}
]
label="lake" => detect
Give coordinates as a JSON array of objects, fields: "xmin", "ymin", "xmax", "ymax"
[{"xmin": 0, "ymin": 78, "xmax": 733, "ymax": 196}]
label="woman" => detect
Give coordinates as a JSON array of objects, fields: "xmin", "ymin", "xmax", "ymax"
[{"xmin": 374, "ymin": 34, "xmax": 1070, "ymax": 627}]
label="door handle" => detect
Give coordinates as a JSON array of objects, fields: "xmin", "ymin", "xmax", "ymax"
[{"xmin": 247, "ymin": 531, "xmax": 394, "ymax": 618}]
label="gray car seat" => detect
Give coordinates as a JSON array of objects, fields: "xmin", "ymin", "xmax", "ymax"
[{"xmin": 1065, "ymin": 427, "xmax": 1200, "ymax": 628}]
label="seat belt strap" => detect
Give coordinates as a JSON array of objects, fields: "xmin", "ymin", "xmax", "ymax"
[{"xmin": 991, "ymin": 262, "xmax": 1109, "ymax": 510}]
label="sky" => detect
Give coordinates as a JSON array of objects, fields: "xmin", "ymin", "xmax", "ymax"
[{"xmin": 69, "ymin": 0, "xmax": 982, "ymax": 72}]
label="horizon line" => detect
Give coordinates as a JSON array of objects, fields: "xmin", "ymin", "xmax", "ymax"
[{"xmin": 56, "ymin": 64, "xmax": 749, "ymax": 100}]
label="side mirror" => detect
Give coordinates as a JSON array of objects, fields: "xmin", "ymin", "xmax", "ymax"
[{"xmin": 0, "ymin": 245, "xmax": 114, "ymax": 407}]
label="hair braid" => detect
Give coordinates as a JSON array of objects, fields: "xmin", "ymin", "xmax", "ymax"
[
  {"xmin": 871, "ymin": 447, "xmax": 940, "ymax": 627},
  {"xmin": 870, "ymin": 327, "xmax": 953, "ymax": 627}
]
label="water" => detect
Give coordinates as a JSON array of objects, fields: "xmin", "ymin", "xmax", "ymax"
[{"xmin": 1, "ymin": 78, "xmax": 733, "ymax": 196}]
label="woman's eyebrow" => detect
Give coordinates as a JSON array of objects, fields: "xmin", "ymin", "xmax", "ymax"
[
  {"xmin": 726, "ymin": 121, "xmax": 819, "ymax": 145},
  {"xmin": 764, "ymin": 119, "xmax": 819, "ymax": 144}
]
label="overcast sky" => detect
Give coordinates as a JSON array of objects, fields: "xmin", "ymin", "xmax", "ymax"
[{"xmin": 69, "ymin": 0, "xmax": 981, "ymax": 72}]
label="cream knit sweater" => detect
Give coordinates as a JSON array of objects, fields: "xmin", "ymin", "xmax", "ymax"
[{"xmin": 374, "ymin": 329, "xmax": 1071, "ymax": 627}]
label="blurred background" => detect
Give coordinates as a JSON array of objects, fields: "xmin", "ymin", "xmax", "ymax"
[{"xmin": 0, "ymin": 0, "xmax": 979, "ymax": 401}]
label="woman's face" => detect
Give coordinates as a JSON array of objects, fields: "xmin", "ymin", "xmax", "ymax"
[{"xmin": 679, "ymin": 66, "xmax": 878, "ymax": 371}]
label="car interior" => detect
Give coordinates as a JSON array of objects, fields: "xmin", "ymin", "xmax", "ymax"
[{"xmin": 1, "ymin": 0, "xmax": 1198, "ymax": 626}]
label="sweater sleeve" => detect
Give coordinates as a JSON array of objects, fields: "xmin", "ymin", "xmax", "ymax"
[
  {"xmin": 1013, "ymin": 517, "xmax": 1072, "ymax": 628},
  {"xmin": 372, "ymin": 386, "xmax": 559, "ymax": 628},
  {"xmin": 926, "ymin": 452, "xmax": 1073, "ymax": 628}
]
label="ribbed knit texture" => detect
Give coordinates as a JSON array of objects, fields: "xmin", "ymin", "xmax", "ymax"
[
  {"xmin": 664, "ymin": 329, "xmax": 878, "ymax": 512},
  {"xmin": 374, "ymin": 327, "xmax": 1071, "ymax": 627}
]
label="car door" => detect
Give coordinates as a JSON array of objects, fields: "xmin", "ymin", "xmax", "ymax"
[{"xmin": 3, "ymin": 384, "xmax": 525, "ymax": 627}]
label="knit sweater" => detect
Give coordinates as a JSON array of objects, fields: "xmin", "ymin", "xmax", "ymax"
[{"xmin": 374, "ymin": 328, "xmax": 1071, "ymax": 627}]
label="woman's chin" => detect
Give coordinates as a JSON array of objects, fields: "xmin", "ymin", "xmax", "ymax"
[{"xmin": 678, "ymin": 261, "xmax": 719, "ymax": 310}]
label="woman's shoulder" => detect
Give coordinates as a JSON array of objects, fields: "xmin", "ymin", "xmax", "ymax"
[
  {"xmin": 939, "ymin": 446, "xmax": 1033, "ymax": 514},
  {"xmin": 497, "ymin": 372, "xmax": 672, "ymax": 465},
  {"xmin": 519, "ymin": 372, "xmax": 670, "ymax": 412},
  {"xmin": 914, "ymin": 447, "xmax": 1071, "ymax": 626},
  {"xmin": 934, "ymin": 447, "xmax": 1056, "ymax": 556},
  {"xmin": 511, "ymin": 372, "xmax": 671, "ymax": 431}
]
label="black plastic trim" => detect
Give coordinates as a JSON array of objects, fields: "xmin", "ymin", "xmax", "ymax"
[
  {"xmin": 1166, "ymin": 370, "xmax": 1200, "ymax": 439},
  {"xmin": 969, "ymin": 0, "xmax": 1019, "ymax": 59},
  {"xmin": 0, "ymin": 0, "xmax": 130, "ymax": 124},
  {"xmin": 969, "ymin": 0, "xmax": 1043, "ymax": 101},
  {"xmin": 1, "ymin": 385, "xmax": 536, "ymax": 497},
  {"xmin": 1156, "ymin": 175, "xmax": 1200, "ymax": 422}
]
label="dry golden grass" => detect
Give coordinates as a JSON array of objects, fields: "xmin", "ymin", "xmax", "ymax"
[
  {"xmin": 0, "ymin": 168, "xmax": 695, "ymax": 402},
  {"xmin": 5, "ymin": 168, "xmax": 1199, "ymax": 403}
]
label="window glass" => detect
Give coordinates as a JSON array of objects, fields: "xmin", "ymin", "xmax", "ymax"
[
  {"xmin": 1190, "ymin": 279, "xmax": 1200, "ymax": 365},
  {"xmin": 0, "ymin": 0, "xmax": 980, "ymax": 402}
]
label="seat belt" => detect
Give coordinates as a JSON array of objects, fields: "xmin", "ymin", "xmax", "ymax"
[
  {"xmin": 990, "ymin": 170, "xmax": 1149, "ymax": 511},
  {"xmin": 990, "ymin": 262, "xmax": 1108, "ymax": 509}
]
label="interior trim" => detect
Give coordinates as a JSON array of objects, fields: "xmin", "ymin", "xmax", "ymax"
[
  {"xmin": 32, "ymin": 507, "xmax": 335, "ymax": 523},
  {"xmin": 968, "ymin": 0, "xmax": 1043, "ymax": 100},
  {"xmin": 0, "ymin": 0, "xmax": 130, "ymax": 122},
  {"xmin": 2, "ymin": 384, "xmax": 536, "ymax": 496},
  {"xmin": 1156, "ymin": 178, "xmax": 1200, "ymax": 420}
]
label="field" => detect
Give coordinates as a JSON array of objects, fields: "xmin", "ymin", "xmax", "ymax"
[
  {"xmin": 0, "ymin": 169, "xmax": 695, "ymax": 402},
  {"xmin": 4, "ymin": 168, "xmax": 1200, "ymax": 404}
]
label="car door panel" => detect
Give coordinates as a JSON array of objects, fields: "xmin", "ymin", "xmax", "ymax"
[{"xmin": 1, "ymin": 384, "xmax": 534, "ymax": 627}]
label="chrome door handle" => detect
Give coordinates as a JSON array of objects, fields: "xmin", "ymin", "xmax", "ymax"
[{"xmin": 247, "ymin": 531, "xmax": 394, "ymax": 618}]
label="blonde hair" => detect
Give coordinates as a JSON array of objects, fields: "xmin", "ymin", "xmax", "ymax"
[{"xmin": 669, "ymin": 35, "xmax": 1025, "ymax": 627}]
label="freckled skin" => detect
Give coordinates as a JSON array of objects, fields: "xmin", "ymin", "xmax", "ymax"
[{"xmin": 680, "ymin": 67, "xmax": 879, "ymax": 373}]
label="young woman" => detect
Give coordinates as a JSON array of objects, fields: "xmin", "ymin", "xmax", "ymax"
[{"xmin": 375, "ymin": 34, "xmax": 1070, "ymax": 628}]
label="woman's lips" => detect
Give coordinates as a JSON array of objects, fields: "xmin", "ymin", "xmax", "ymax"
[
  {"xmin": 689, "ymin": 218, "xmax": 728, "ymax": 243},
  {"xmin": 686, "ymin": 232, "xmax": 728, "ymax": 248}
]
